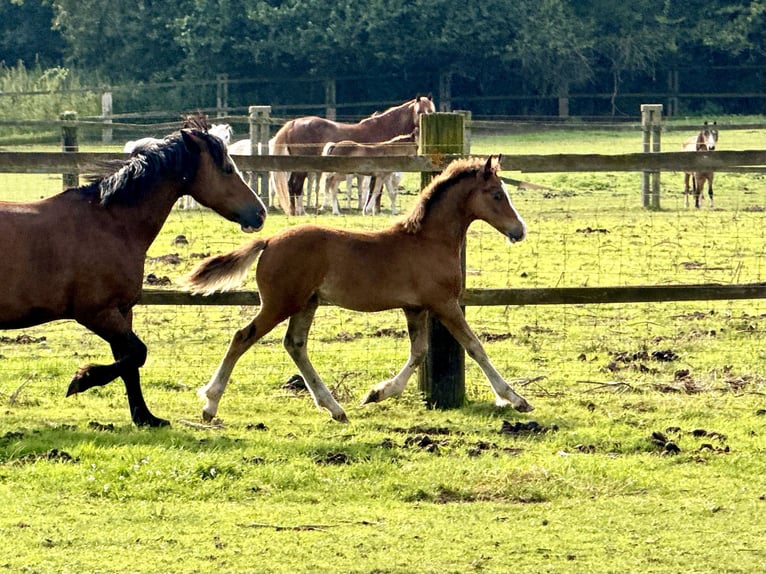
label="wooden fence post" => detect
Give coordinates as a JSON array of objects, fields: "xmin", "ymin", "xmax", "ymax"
[
  {"xmin": 101, "ymin": 91, "xmax": 113, "ymax": 144},
  {"xmin": 216, "ymin": 74, "xmax": 229, "ymax": 117},
  {"xmin": 324, "ymin": 80, "xmax": 337, "ymax": 121},
  {"xmin": 417, "ymin": 112, "xmax": 466, "ymax": 409},
  {"xmin": 248, "ymin": 105, "xmax": 271, "ymax": 203},
  {"xmin": 60, "ymin": 111, "xmax": 78, "ymax": 190},
  {"xmin": 641, "ymin": 104, "xmax": 663, "ymax": 209}
]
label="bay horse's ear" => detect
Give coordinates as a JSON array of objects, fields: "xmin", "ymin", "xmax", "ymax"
[{"xmin": 181, "ymin": 129, "xmax": 206, "ymax": 154}]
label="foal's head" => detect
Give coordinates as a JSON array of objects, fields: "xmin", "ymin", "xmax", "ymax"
[
  {"xmin": 403, "ymin": 156, "xmax": 526, "ymax": 244},
  {"xmin": 696, "ymin": 121, "xmax": 719, "ymax": 151}
]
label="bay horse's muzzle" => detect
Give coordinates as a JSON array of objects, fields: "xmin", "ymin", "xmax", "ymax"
[{"xmin": 238, "ymin": 205, "xmax": 267, "ymax": 233}]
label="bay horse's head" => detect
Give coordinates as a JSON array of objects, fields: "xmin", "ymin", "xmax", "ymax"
[
  {"xmin": 466, "ymin": 155, "xmax": 526, "ymax": 244},
  {"xmin": 181, "ymin": 129, "xmax": 267, "ymax": 232},
  {"xmin": 696, "ymin": 121, "xmax": 719, "ymax": 151}
]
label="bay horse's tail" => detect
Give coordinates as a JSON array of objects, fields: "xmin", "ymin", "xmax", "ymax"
[
  {"xmin": 183, "ymin": 239, "xmax": 267, "ymax": 295},
  {"xmin": 269, "ymin": 126, "xmax": 292, "ymax": 213}
]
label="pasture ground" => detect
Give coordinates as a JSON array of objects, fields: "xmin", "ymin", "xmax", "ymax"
[{"xmin": 0, "ymin": 124, "xmax": 764, "ymax": 573}]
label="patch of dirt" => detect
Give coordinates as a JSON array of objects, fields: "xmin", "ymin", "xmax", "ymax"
[
  {"xmin": 148, "ymin": 253, "xmax": 182, "ymax": 265},
  {"xmin": 500, "ymin": 420, "xmax": 557, "ymax": 435},
  {"xmin": 10, "ymin": 448, "xmax": 79, "ymax": 465},
  {"xmin": 576, "ymin": 227, "xmax": 610, "ymax": 234},
  {"xmin": 87, "ymin": 421, "xmax": 115, "ymax": 432},
  {"xmin": 479, "ymin": 332, "xmax": 514, "ymax": 343},
  {"xmin": 371, "ymin": 328, "xmax": 407, "ymax": 339},
  {"xmin": 0, "ymin": 334, "xmax": 46, "ymax": 345},
  {"xmin": 282, "ymin": 374, "xmax": 307, "ymax": 392},
  {"xmin": 145, "ymin": 273, "xmax": 171, "ymax": 286},
  {"xmin": 172, "ymin": 234, "xmax": 189, "ymax": 245},
  {"xmin": 650, "ymin": 426, "xmax": 732, "ymax": 457},
  {"xmin": 315, "ymin": 452, "xmax": 350, "ymax": 465},
  {"xmin": 404, "ymin": 434, "xmax": 447, "ymax": 453}
]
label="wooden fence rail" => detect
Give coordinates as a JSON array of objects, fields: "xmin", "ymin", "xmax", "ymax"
[{"xmin": 1, "ymin": 150, "xmax": 765, "ymax": 175}]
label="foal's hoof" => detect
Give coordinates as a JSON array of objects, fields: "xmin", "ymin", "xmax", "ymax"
[
  {"xmin": 514, "ymin": 398, "xmax": 535, "ymax": 413},
  {"xmin": 331, "ymin": 411, "xmax": 350, "ymax": 423},
  {"xmin": 201, "ymin": 409, "xmax": 216, "ymax": 423},
  {"xmin": 360, "ymin": 389, "xmax": 381, "ymax": 405}
]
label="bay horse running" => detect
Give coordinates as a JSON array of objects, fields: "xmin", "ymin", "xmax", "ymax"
[
  {"xmin": 319, "ymin": 130, "xmax": 418, "ymax": 215},
  {"xmin": 184, "ymin": 156, "xmax": 532, "ymax": 423},
  {"xmin": 0, "ymin": 122, "xmax": 266, "ymax": 427},
  {"xmin": 682, "ymin": 121, "xmax": 718, "ymax": 208},
  {"xmin": 271, "ymin": 95, "xmax": 435, "ymax": 215}
]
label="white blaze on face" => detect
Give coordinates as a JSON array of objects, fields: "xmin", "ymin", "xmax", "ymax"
[
  {"xmin": 501, "ymin": 180, "xmax": 527, "ymax": 242},
  {"xmin": 706, "ymin": 131, "xmax": 717, "ymax": 150}
]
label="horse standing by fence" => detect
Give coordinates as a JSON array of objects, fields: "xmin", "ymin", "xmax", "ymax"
[
  {"xmin": 682, "ymin": 121, "xmax": 718, "ymax": 208},
  {"xmin": 319, "ymin": 130, "xmax": 418, "ymax": 215},
  {"xmin": 270, "ymin": 95, "xmax": 434, "ymax": 215},
  {"xmin": 1, "ymin": 122, "xmax": 266, "ymax": 427},
  {"xmin": 184, "ymin": 156, "xmax": 531, "ymax": 423}
]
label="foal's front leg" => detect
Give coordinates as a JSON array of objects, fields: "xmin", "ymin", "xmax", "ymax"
[
  {"xmin": 435, "ymin": 302, "xmax": 533, "ymax": 413},
  {"xmin": 361, "ymin": 308, "xmax": 428, "ymax": 404},
  {"xmin": 283, "ymin": 297, "xmax": 348, "ymax": 422}
]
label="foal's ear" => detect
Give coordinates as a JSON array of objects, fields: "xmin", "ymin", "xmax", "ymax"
[
  {"xmin": 181, "ymin": 129, "xmax": 207, "ymax": 155},
  {"xmin": 482, "ymin": 155, "xmax": 502, "ymax": 179}
]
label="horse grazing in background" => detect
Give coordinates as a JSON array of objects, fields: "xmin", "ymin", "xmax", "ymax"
[
  {"xmin": 270, "ymin": 95, "xmax": 435, "ymax": 215},
  {"xmin": 1, "ymin": 122, "xmax": 266, "ymax": 427},
  {"xmin": 184, "ymin": 156, "xmax": 531, "ymax": 423},
  {"xmin": 125, "ymin": 122, "xmax": 234, "ymax": 210},
  {"xmin": 682, "ymin": 121, "xmax": 718, "ymax": 208},
  {"xmin": 320, "ymin": 130, "xmax": 418, "ymax": 215}
]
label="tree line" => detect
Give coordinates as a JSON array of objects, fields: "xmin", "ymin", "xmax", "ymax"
[{"xmin": 1, "ymin": 0, "xmax": 764, "ymax": 117}]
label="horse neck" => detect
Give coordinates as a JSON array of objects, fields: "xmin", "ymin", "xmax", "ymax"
[
  {"xmin": 413, "ymin": 187, "xmax": 472, "ymax": 247},
  {"xmin": 109, "ymin": 181, "xmax": 180, "ymax": 250},
  {"xmin": 357, "ymin": 104, "xmax": 415, "ymax": 138}
]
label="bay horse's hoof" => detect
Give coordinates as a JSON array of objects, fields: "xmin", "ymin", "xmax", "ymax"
[
  {"xmin": 66, "ymin": 366, "xmax": 92, "ymax": 396},
  {"xmin": 134, "ymin": 415, "xmax": 170, "ymax": 428},
  {"xmin": 201, "ymin": 409, "xmax": 216, "ymax": 423}
]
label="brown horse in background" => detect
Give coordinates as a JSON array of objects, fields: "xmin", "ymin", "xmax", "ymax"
[
  {"xmin": 271, "ymin": 95, "xmax": 434, "ymax": 215},
  {"xmin": 0, "ymin": 122, "xmax": 266, "ymax": 427},
  {"xmin": 184, "ymin": 156, "xmax": 531, "ymax": 423},
  {"xmin": 682, "ymin": 121, "xmax": 718, "ymax": 208},
  {"xmin": 319, "ymin": 130, "xmax": 419, "ymax": 215}
]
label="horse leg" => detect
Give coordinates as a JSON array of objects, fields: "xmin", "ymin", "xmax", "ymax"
[
  {"xmin": 361, "ymin": 308, "xmax": 428, "ymax": 404},
  {"xmin": 684, "ymin": 173, "xmax": 691, "ymax": 208},
  {"xmin": 198, "ymin": 308, "xmax": 284, "ymax": 421},
  {"xmin": 693, "ymin": 174, "xmax": 701, "ymax": 209},
  {"xmin": 708, "ymin": 176, "xmax": 714, "ymax": 208},
  {"xmin": 288, "ymin": 172, "xmax": 307, "ymax": 216},
  {"xmin": 384, "ymin": 174, "xmax": 399, "ymax": 215},
  {"xmin": 68, "ymin": 308, "xmax": 167, "ymax": 427},
  {"xmin": 283, "ymin": 296, "xmax": 348, "ymax": 422},
  {"xmin": 433, "ymin": 302, "xmax": 533, "ymax": 413}
]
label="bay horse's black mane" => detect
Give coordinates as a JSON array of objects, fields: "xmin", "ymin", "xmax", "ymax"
[
  {"xmin": 73, "ymin": 116, "xmax": 227, "ymax": 206},
  {"xmin": 401, "ymin": 157, "xmax": 485, "ymax": 233}
]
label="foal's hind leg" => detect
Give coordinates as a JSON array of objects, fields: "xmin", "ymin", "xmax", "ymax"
[
  {"xmin": 362, "ymin": 308, "xmax": 428, "ymax": 404},
  {"xmin": 283, "ymin": 297, "xmax": 347, "ymax": 422},
  {"xmin": 434, "ymin": 302, "xmax": 533, "ymax": 413},
  {"xmin": 199, "ymin": 309, "xmax": 283, "ymax": 421}
]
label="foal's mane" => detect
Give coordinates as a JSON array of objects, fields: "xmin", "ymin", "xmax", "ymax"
[
  {"xmin": 401, "ymin": 157, "xmax": 485, "ymax": 233},
  {"xmin": 77, "ymin": 124, "xmax": 226, "ymax": 206}
]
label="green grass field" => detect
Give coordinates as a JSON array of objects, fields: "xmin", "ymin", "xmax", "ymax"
[{"xmin": 0, "ymin": 124, "xmax": 764, "ymax": 573}]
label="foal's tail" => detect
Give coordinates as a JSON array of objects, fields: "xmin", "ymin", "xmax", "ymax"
[
  {"xmin": 183, "ymin": 239, "xmax": 267, "ymax": 295},
  {"xmin": 269, "ymin": 127, "xmax": 292, "ymax": 214}
]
